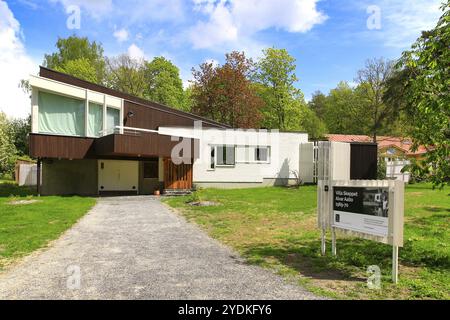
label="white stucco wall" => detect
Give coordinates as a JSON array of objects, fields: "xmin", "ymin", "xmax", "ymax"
[{"xmin": 158, "ymin": 127, "xmax": 308, "ymax": 184}]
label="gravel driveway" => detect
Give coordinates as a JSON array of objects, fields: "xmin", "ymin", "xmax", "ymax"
[{"xmin": 0, "ymin": 196, "xmax": 319, "ymax": 299}]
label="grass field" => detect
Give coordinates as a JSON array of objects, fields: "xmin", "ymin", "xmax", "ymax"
[
  {"xmin": 0, "ymin": 181, "xmax": 96, "ymax": 270},
  {"xmin": 164, "ymin": 183, "xmax": 450, "ymax": 300}
]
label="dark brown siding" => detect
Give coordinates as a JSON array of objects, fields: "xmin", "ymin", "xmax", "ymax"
[
  {"xmin": 164, "ymin": 159, "xmax": 193, "ymax": 190},
  {"xmin": 30, "ymin": 132, "xmax": 199, "ymax": 160},
  {"xmin": 350, "ymin": 143, "xmax": 378, "ymax": 179},
  {"xmin": 39, "ymin": 66, "xmax": 229, "ymax": 129},
  {"xmin": 95, "ymin": 133, "xmax": 199, "ymax": 159},
  {"xmin": 30, "ymin": 134, "xmax": 95, "ymax": 159},
  {"xmin": 124, "ymin": 101, "xmax": 195, "ymax": 130}
]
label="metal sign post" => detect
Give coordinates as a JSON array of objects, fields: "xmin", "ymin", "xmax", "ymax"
[
  {"xmin": 318, "ymin": 179, "xmax": 404, "ymax": 284},
  {"xmin": 321, "ymin": 228, "xmax": 326, "ymax": 256},
  {"xmin": 392, "ymin": 246, "xmax": 399, "ymax": 284},
  {"xmin": 331, "ymin": 227, "xmax": 337, "ymax": 256}
]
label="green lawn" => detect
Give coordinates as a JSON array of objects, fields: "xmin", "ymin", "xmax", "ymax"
[
  {"xmin": 0, "ymin": 181, "xmax": 96, "ymax": 270},
  {"xmin": 164, "ymin": 183, "xmax": 450, "ymax": 300}
]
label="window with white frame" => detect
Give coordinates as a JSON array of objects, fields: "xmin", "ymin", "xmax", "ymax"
[
  {"xmin": 216, "ymin": 145, "xmax": 235, "ymax": 166},
  {"xmin": 255, "ymin": 146, "xmax": 269, "ymax": 162},
  {"xmin": 106, "ymin": 107, "xmax": 120, "ymax": 134},
  {"xmin": 38, "ymin": 91, "xmax": 85, "ymax": 136},
  {"xmin": 87, "ymin": 102, "xmax": 103, "ymax": 137}
]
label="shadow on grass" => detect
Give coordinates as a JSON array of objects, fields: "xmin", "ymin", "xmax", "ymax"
[
  {"xmin": 239, "ymin": 233, "xmax": 449, "ymax": 283},
  {"xmin": 241, "ymin": 240, "xmax": 365, "ymax": 282},
  {"xmin": 422, "ymin": 206, "xmax": 450, "ymax": 213},
  {"xmin": 0, "ymin": 182, "xmax": 36, "ymax": 197}
]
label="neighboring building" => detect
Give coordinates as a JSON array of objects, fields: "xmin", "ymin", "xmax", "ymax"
[
  {"xmin": 325, "ymin": 134, "xmax": 428, "ymax": 182},
  {"xmin": 325, "ymin": 134, "xmax": 427, "ymax": 160},
  {"xmin": 28, "ymin": 67, "xmax": 308, "ymax": 195}
]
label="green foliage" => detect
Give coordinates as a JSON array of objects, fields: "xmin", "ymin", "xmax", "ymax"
[
  {"xmin": 298, "ymin": 104, "xmax": 327, "ymax": 139},
  {"xmin": 44, "ymin": 35, "xmax": 106, "ymax": 84},
  {"xmin": 355, "ymin": 58, "xmax": 395, "ymax": 141},
  {"xmin": 396, "ymin": 2, "xmax": 450, "ymax": 187},
  {"xmin": 105, "ymin": 54, "xmax": 147, "ymax": 97},
  {"xmin": 321, "ymin": 81, "xmax": 370, "ymax": 134},
  {"xmin": 54, "ymin": 58, "xmax": 99, "ymax": 83},
  {"xmin": 144, "ymin": 56, "xmax": 185, "ymax": 110},
  {"xmin": 0, "ymin": 112, "xmax": 17, "ymax": 175},
  {"xmin": 308, "ymin": 91, "xmax": 327, "ymax": 120},
  {"xmin": 7, "ymin": 115, "xmax": 31, "ymax": 156},
  {"xmin": 377, "ymin": 156, "xmax": 386, "ymax": 179},
  {"xmin": 256, "ymin": 48, "xmax": 304, "ymax": 130},
  {"xmin": 310, "ymin": 58, "xmax": 405, "ymax": 140}
]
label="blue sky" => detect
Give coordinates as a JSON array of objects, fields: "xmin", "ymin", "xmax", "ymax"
[{"xmin": 0, "ymin": 0, "xmax": 444, "ymax": 118}]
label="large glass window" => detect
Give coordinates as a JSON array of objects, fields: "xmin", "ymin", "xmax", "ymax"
[
  {"xmin": 216, "ymin": 145, "xmax": 235, "ymax": 166},
  {"xmin": 38, "ymin": 91, "xmax": 85, "ymax": 136},
  {"xmin": 106, "ymin": 107, "xmax": 120, "ymax": 134},
  {"xmin": 88, "ymin": 102, "xmax": 103, "ymax": 137}
]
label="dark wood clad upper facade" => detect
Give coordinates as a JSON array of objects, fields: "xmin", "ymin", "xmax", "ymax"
[
  {"xmin": 31, "ymin": 67, "xmax": 227, "ymax": 160},
  {"xmin": 39, "ymin": 66, "xmax": 229, "ymax": 130},
  {"xmin": 29, "ymin": 134, "xmax": 96, "ymax": 159}
]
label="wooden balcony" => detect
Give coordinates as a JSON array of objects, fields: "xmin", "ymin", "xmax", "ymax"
[{"xmin": 29, "ymin": 132, "xmax": 199, "ymax": 160}]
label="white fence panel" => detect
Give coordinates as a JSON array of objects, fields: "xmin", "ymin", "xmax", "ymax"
[
  {"xmin": 386, "ymin": 160, "xmax": 410, "ymax": 183},
  {"xmin": 18, "ymin": 164, "xmax": 38, "ymax": 186}
]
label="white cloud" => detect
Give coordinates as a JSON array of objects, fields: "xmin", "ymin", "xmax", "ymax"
[
  {"xmin": 190, "ymin": 1, "xmax": 238, "ymax": 49},
  {"xmin": 0, "ymin": 0, "xmax": 37, "ymax": 119},
  {"xmin": 356, "ymin": 0, "xmax": 442, "ymax": 48},
  {"xmin": 50, "ymin": 0, "xmax": 185, "ymax": 22},
  {"xmin": 380, "ymin": 0, "xmax": 442, "ymax": 48},
  {"xmin": 127, "ymin": 43, "xmax": 145, "ymax": 60},
  {"xmin": 189, "ymin": 0, "xmax": 327, "ymax": 50},
  {"xmin": 113, "ymin": 28, "xmax": 129, "ymax": 42},
  {"xmin": 49, "ymin": 0, "xmax": 113, "ymax": 19}
]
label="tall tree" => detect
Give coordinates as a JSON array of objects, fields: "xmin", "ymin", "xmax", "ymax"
[
  {"xmin": 44, "ymin": 36, "xmax": 106, "ymax": 84},
  {"xmin": 0, "ymin": 112, "xmax": 17, "ymax": 175},
  {"xmin": 105, "ymin": 54, "xmax": 147, "ymax": 97},
  {"xmin": 256, "ymin": 48, "xmax": 304, "ymax": 130},
  {"xmin": 308, "ymin": 91, "xmax": 327, "ymax": 120},
  {"xmin": 143, "ymin": 57, "xmax": 185, "ymax": 109},
  {"xmin": 322, "ymin": 81, "xmax": 369, "ymax": 134},
  {"xmin": 191, "ymin": 51, "xmax": 263, "ymax": 128},
  {"xmin": 355, "ymin": 57, "xmax": 394, "ymax": 142},
  {"xmin": 298, "ymin": 104, "xmax": 327, "ymax": 139},
  {"xmin": 8, "ymin": 115, "xmax": 31, "ymax": 156},
  {"xmin": 395, "ymin": 1, "xmax": 450, "ymax": 187}
]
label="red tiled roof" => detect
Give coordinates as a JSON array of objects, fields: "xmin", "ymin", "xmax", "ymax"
[{"xmin": 325, "ymin": 134, "xmax": 428, "ymax": 156}]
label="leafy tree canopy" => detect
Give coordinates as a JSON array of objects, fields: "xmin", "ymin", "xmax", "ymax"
[
  {"xmin": 0, "ymin": 112, "xmax": 18, "ymax": 175},
  {"xmin": 191, "ymin": 51, "xmax": 263, "ymax": 128},
  {"xmin": 44, "ymin": 35, "xmax": 106, "ymax": 84},
  {"xmin": 144, "ymin": 57, "xmax": 186, "ymax": 110},
  {"xmin": 396, "ymin": 1, "xmax": 450, "ymax": 187}
]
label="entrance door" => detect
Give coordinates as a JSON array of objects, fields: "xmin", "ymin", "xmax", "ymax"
[
  {"xmin": 98, "ymin": 160, "xmax": 139, "ymax": 194},
  {"xmin": 164, "ymin": 158, "xmax": 193, "ymax": 190}
]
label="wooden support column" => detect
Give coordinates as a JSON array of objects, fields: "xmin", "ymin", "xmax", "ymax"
[{"xmin": 37, "ymin": 158, "xmax": 41, "ymax": 197}]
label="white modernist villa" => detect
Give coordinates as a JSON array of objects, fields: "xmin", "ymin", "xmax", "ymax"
[{"xmin": 28, "ymin": 67, "xmax": 311, "ymax": 195}]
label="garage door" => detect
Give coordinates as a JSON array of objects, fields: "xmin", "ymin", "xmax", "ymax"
[{"xmin": 98, "ymin": 160, "xmax": 139, "ymax": 193}]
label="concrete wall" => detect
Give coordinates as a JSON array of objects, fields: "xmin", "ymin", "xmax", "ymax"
[{"xmin": 42, "ymin": 159, "xmax": 98, "ymax": 195}]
